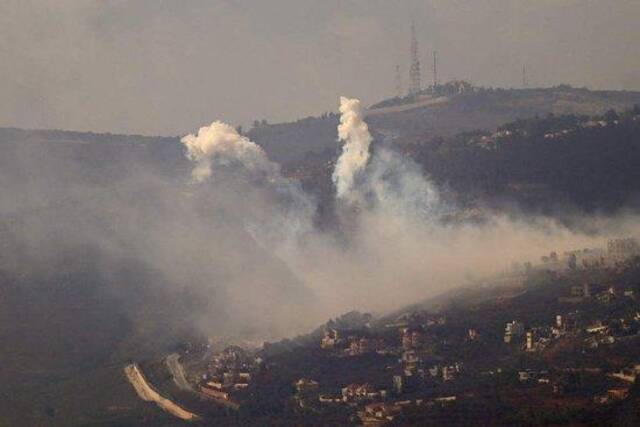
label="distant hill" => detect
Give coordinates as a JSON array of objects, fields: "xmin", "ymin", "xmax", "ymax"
[
  {"xmin": 1, "ymin": 86, "xmax": 640, "ymax": 424},
  {"xmin": 248, "ymin": 85, "xmax": 640, "ymax": 166}
]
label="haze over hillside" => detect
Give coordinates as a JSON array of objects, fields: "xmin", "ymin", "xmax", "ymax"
[{"xmin": 2, "ymin": 1, "xmax": 640, "ymax": 425}]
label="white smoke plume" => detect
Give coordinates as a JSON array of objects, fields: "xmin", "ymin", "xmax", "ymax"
[
  {"xmin": 181, "ymin": 121, "xmax": 277, "ymax": 183},
  {"xmin": 180, "ymin": 119, "xmax": 319, "ymax": 308},
  {"xmin": 178, "ymin": 98, "xmax": 637, "ymax": 328},
  {"xmin": 332, "ymin": 97, "xmax": 372, "ymax": 201},
  {"xmin": 333, "ymin": 96, "xmax": 441, "ymax": 220}
]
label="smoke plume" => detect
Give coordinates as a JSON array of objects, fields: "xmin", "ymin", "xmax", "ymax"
[
  {"xmin": 181, "ymin": 121, "xmax": 277, "ymax": 183},
  {"xmin": 2, "ymin": 95, "xmax": 640, "ymax": 350},
  {"xmin": 332, "ymin": 97, "xmax": 372, "ymax": 201}
]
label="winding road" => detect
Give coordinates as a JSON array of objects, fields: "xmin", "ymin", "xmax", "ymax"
[
  {"xmin": 166, "ymin": 353, "xmax": 193, "ymax": 392},
  {"xmin": 124, "ymin": 363, "xmax": 199, "ymax": 421}
]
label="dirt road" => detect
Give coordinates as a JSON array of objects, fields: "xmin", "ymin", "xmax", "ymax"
[
  {"xmin": 123, "ymin": 363, "xmax": 199, "ymax": 421},
  {"xmin": 166, "ymin": 353, "xmax": 193, "ymax": 392}
]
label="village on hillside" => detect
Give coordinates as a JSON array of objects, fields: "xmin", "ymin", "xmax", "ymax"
[{"xmin": 128, "ymin": 237, "xmax": 640, "ymax": 425}]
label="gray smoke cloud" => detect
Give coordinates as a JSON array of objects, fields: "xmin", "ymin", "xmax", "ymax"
[
  {"xmin": 1, "ymin": 96, "xmax": 639, "ymax": 352},
  {"xmin": 174, "ymin": 98, "xmax": 638, "ymax": 332}
]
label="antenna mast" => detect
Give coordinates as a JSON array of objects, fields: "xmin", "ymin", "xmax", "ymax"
[
  {"xmin": 433, "ymin": 50, "xmax": 438, "ymax": 90},
  {"xmin": 409, "ymin": 23, "xmax": 421, "ymax": 96},
  {"xmin": 395, "ymin": 64, "xmax": 403, "ymax": 97}
]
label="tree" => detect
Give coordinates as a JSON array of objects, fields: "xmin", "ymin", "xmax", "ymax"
[{"xmin": 604, "ymin": 109, "xmax": 619, "ymax": 123}]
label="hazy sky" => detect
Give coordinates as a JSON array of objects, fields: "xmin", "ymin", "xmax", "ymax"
[{"xmin": 1, "ymin": 0, "xmax": 639, "ymax": 135}]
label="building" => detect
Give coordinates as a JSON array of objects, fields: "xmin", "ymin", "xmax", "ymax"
[
  {"xmin": 318, "ymin": 394, "xmax": 342, "ymax": 404},
  {"xmin": 504, "ymin": 321, "xmax": 524, "ymax": 343},
  {"xmin": 295, "ymin": 378, "xmax": 319, "ymax": 394},
  {"xmin": 608, "ymin": 238, "xmax": 640, "ymax": 261},
  {"xmin": 442, "ymin": 366, "xmax": 455, "ymax": 382},
  {"xmin": 556, "ymin": 315, "xmax": 563, "ymax": 328},
  {"xmin": 200, "ymin": 383, "xmax": 230, "ymax": 401},
  {"xmin": 393, "ymin": 373, "xmax": 420, "ymax": 395},
  {"xmin": 442, "ymin": 364, "xmax": 462, "ymax": 382},
  {"xmin": 595, "ymin": 387, "xmax": 631, "ymax": 403},
  {"xmin": 363, "ymin": 402, "xmax": 401, "ymax": 421},
  {"xmin": 341, "ymin": 383, "xmax": 380, "ymax": 402},
  {"xmin": 610, "ymin": 365, "xmax": 640, "ymax": 383},
  {"xmin": 401, "ymin": 328, "xmax": 423, "ymax": 350},
  {"xmin": 321, "ymin": 328, "xmax": 339, "ymax": 349},
  {"xmin": 525, "ymin": 331, "xmax": 534, "ymax": 351},
  {"xmin": 346, "ymin": 337, "xmax": 383, "ymax": 356}
]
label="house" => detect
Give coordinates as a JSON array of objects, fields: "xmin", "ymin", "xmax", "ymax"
[
  {"xmin": 295, "ymin": 378, "xmax": 319, "ymax": 394},
  {"xmin": 586, "ymin": 322, "xmax": 608, "ymax": 334},
  {"xmin": 610, "ymin": 365, "xmax": 640, "ymax": 383},
  {"xmin": 401, "ymin": 350, "xmax": 420, "ymax": 366},
  {"xmin": 319, "ymin": 394, "xmax": 342, "ymax": 404},
  {"xmin": 346, "ymin": 337, "xmax": 383, "ymax": 356},
  {"xmin": 605, "ymin": 387, "xmax": 630, "ymax": 402},
  {"xmin": 428, "ymin": 365, "xmax": 440, "ymax": 378},
  {"xmin": 400, "ymin": 328, "xmax": 424, "ymax": 350},
  {"xmin": 442, "ymin": 364, "xmax": 462, "ymax": 382},
  {"xmin": 200, "ymin": 384, "xmax": 230, "ymax": 400},
  {"xmin": 442, "ymin": 366, "xmax": 455, "ymax": 382},
  {"xmin": 342, "ymin": 383, "xmax": 377, "ymax": 402},
  {"xmin": 504, "ymin": 321, "xmax": 524, "ymax": 343},
  {"xmin": 393, "ymin": 373, "xmax": 420, "ymax": 395},
  {"xmin": 206, "ymin": 379, "xmax": 224, "ymax": 390},
  {"xmin": 363, "ymin": 402, "xmax": 401, "ymax": 421},
  {"xmin": 434, "ymin": 396, "xmax": 457, "ymax": 403},
  {"xmin": 321, "ymin": 328, "xmax": 339, "ymax": 349},
  {"xmin": 518, "ymin": 370, "xmax": 549, "ymax": 384},
  {"xmin": 525, "ymin": 331, "xmax": 534, "ymax": 351},
  {"xmin": 595, "ymin": 388, "xmax": 630, "ymax": 404},
  {"xmin": 607, "ymin": 238, "xmax": 640, "ymax": 261}
]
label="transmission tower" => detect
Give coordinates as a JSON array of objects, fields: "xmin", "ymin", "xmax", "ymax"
[
  {"xmin": 409, "ymin": 23, "xmax": 421, "ymax": 96},
  {"xmin": 395, "ymin": 64, "xmax": 403, "ymax": 98}
]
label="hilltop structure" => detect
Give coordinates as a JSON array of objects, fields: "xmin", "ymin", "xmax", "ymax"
[{"xmin": 408, "ymin": 23, "xmax": 421, "ymax": 96}]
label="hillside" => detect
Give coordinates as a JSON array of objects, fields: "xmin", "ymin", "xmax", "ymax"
[
  {"xmin": 248, "ymin": 85, "xmax": 640, "ymax": 166},
  {"xmin": 1, "ymin": 86, "xmax": 640, "ymax": 424},
  {"xmin": 139, "ymin": 254, "xmax": 640, "ymax": 426}
]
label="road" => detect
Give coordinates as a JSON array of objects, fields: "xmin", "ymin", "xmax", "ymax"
[
  {"xmin": 166, "ymin": 353, "xmax": 194, "ymax": 392},
  {"xmin": 365, "ymin": 95, "xmax": 449, "ymax": 117},
  {"xmin": 123, "ymin": 363, "xmax": 199, "ymax": 421},
  {"xmin": 165, "ymin": 353, "xmax": 241, "ymax": 410}
]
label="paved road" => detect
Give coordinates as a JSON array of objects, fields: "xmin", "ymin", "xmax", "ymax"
[
  {"xmin": 166, "ymin": 353, "xmax": 193, "ymax": 392},
  {"xmin": 124, "ymin": 363, "xmax": 199, "ymax": 421}
]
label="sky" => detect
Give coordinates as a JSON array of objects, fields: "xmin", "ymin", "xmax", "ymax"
[{"xmin": 1, "ymin": 0, "xmax": 639, "ymax": 136}]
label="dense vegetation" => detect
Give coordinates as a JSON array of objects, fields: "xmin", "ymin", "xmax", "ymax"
[{"xmin": 404, "ymin": 106, "xmax": 640, "ymax": 213}]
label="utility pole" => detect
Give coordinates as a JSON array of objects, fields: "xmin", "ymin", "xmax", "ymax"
[
  {"xmin": 433, "ymin": 50, "xmax": 438, "ymax": 90},
  {"xmin": 522, "ymin": 64, "xmax": 528, "ymax": 88}
]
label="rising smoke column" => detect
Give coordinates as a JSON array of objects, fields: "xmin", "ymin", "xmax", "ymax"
[
  {"xmin": 332, "ymin": 97, "xmax": 372, "ymax": 201},
  {"xmin": 180, "ymin": 119, "xmax": 317, "ymax": 259},
  {"xmin": 181, "ymin": 121, "xmax": 277, "ymax": 183},
  {"xmin": 332, "ymin": 96, "xmax": 440, "ymax": 219}
]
